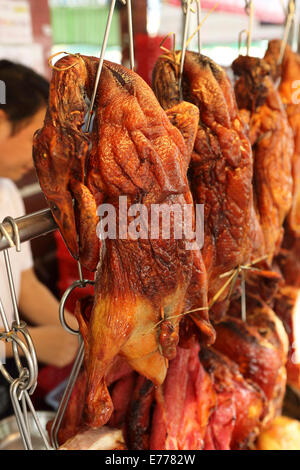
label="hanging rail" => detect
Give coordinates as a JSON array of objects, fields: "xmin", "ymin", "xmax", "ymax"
[{"xmin": 0, "ymin": 208, "xmax": 57, "ymax": 253}]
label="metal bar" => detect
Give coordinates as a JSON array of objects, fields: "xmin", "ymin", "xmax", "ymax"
[
  {"xmin": 24, "ymin": 391, "xmax": 52, "ymax": 450},
  {"xmin": 247, "ymin": 1, "xmax": 254, "ymax": 56},
  {"xmin": 287, "ymin": 0, "xmax": 296, "ymax": 47},
  {"xmin": 179, "ymin": 0, "xmax": 192, "ymax": 95},
  {"xmin": 10, "ymin": 380, "xmax": 32, "ymax": 450},
  {"xmin": 0, "ymin": 209, "xmax": 57, "ymax": 252},
  {"xmin": 21, "ymin": 394, "xmax": 32, "ymax": 450},
  {"xmin": 127, "ymin": 0, "xmax": 134, "ymax": 70},
  {"xmin": 85, "ymin": 0, "xmax": 117, "ymax": 132},
  {"xmin": 0, "ymin": 297, "xmax": 10, "ymax": 332},
  {"xmin": 279, "ymin": 0, "xmax": 296, "ymax": 64},
  {"xmin": 196, "ymin": 0, "xmax": 201, "ymax": 54},
  {"xmin": 4, "ymin": 250, "xmax": 20, "ymax": 325},
  {"xmin": 51, "ymin": 340, "xmax": 85, "ymax": 449}
]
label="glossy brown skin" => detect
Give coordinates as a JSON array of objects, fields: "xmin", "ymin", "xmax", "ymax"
[
  {"xmin": 153, "ymin": 51, "xmax": 254, "ymax": 316},
  {"xmin": 39, "ymin": 56, "xmax": 214, "ymax": 428},
  {"xmin": 86, "ymin": 60, "xmax": 216, "ymax": 427},
  {"xmin": 265, "ymin": 40, "xmax": 300, "ymax": 237},
  {"xmin": 200, "ymin": 347, "xmax": 266, "ymax": 450},
  {"xmin": 33, "ymin": 55, "xmax": 99, "ymax": 271},
  {"xmin": 233, "ymin": 55, "xmax": 293, "ymax": 263}
]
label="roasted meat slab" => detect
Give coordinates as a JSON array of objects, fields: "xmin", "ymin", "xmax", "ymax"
[
  {"xmin": 33, "ymin": 54, "xmax": 215, "ymax": 429},
  {"xmin": 152, "ymin": 51, "xmax": 256, "ymax": 316},
  {"xmin": 213, "ymin": 303, "xmax": 287, "ymax": 426},
  {"xmin": 200, "ymin": 347, "xmax": 266, "ymax": 450},
  {"xmin": 150, "ymin": 343, "xmax": 215, "ymax": 450},
  {"xmin": 232, "ymin": 55, "xmax": 293, "ymax": 263},
  {"xmin": 129, "ymin": 342, "xmax": 267, "ymax": 450},
  {"xmin": 264, "ymin": 40, "xmax": 300, "ymax": 237}
]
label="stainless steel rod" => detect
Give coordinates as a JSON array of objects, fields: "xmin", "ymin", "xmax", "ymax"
[
  {"xmin": 85, "ymin": 0, "xmax": 117, "ymax": 132},
  {"xmin": 0, "ymin": 209, "xmax": 57, "ymax": 252},
  {"xmin": 127, "ymin": 0, "xmax": 134, "ymax": 70}
]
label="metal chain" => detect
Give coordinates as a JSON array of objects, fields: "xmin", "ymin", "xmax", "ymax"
[{"xmin": 0, "ymin": 217, "xmax": 52, "ymax": 450}]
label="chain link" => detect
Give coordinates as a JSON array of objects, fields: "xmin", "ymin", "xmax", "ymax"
[{"xmin": 0, "ymin": 217, "xmax": 52, "ymax": 449}]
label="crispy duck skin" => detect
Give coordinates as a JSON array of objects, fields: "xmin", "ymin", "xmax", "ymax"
[
  {"xmin": 264, "ymin": 40, "xmax": 300, "ymax": 237},
  {"xmin": 33, "ymin": 55, "xmax": 100, "ymax": 271},
  {"xmin": 232, "ymin": 55, "xmax": 293, "ymax": 262},
  {"xmin": 153, "ymin": 51, "xmax": 255, "ymax": 316},
  {"xmin": 84, "ymin": 59, "xmax": 215, "ymax": 428},
  {"xmin": 200, "ymin": 347, "xmax": 266, "ymax": 450},
  {"xmin": 36, "ymin": 55, "xmax": 215, "ymax": 428}
]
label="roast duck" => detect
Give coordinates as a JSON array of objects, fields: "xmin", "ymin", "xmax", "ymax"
[
  {"xmin": 152, "ymin": 51, "xmax": 255, "ymax": 319},
  {"xmin": 34, "ymin": 54, "xmax": 214, "ymax": 430},
  {"xmin": 32, "ymin": 44, "xmax": 299, "ymax": 449}
]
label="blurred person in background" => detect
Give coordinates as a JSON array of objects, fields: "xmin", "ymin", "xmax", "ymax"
[{"xmin": 0, "ymin": 60, "xmax": 79, "ymax": 419}]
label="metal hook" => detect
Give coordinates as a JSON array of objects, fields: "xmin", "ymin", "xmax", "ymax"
[
  {"xmin": 4, "ymin": 217, "xmax": 21, "ymax": 252},
  {"xmin": 3, "ymin": 249, "xmax": 20, "ymax": 326},
  {"xmin": 59, "ymin": 279, "xmax": 95, "ymax": 336},
  {"xmin": 182, "ymin": 0, "xmax": 196, "ymax": 14},
  {"xmin": 0, "ymin": 331, "xmax": 35, "ymax": 390},
  {"xmin": 0, "ymin": 216, "xmax": 21, "ymax": 252},
  {"xmin": 278, "ymin": 0, "xmax": 296, "ymax": 65},
  {"xmin": 238, "ymin": 29, "xmax": 250, "ymax": 55},
  {"xmin": 84, "ymin": 0, "xmax": 118, "ymax": 133},
  {"xmin": 12, "ymin": 320, "xmax": 38, "ymax": 393},
  {"xmin": 10, "ymin": 379, "xmax": 33, "ymax": 450},
  {"xmin": 238, "ymin": 0, "xmax": 254, "ymax": 56},
  {"xmin": 179, "ymin": 0, "xmax": 193, "ymax": 96},
  {"xmin": 50, "ymin": 339, "xmax": 85, "ymax": 449},
  {"xmin": 126, "ymin": 0, "xmax": 134, "ymax": 71},
  {"xmin": 0, "ymin": 216, "xmax": 22, "ymax": 328},
  {"xmin": 23, "ymin": 390, "xmax": 53, "ymax": 450}
]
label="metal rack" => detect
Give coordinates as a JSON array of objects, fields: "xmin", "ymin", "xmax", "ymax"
[{"xmin": 0, "ymin": 210, "xmax": 57, "ymax": 450}]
